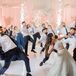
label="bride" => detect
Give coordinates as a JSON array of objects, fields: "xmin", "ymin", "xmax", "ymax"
[{"xmin": 33, "ymin": 36, "xmax": 76, "ymax": 76}]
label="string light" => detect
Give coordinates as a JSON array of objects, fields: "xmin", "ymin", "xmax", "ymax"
[
  {"xmin": 20, "ymin": 3, "xmax": 25, "ymax": 28},
  {"xmin": 57, "ymin": 0, "xmax": 62, "ymax": 27},
  {"xmin": 34, "ymin": 10, "xmax": 42, "ymax": 27}
]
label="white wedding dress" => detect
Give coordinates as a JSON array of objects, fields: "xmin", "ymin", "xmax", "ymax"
[{"xmin": 33, "ymin": 40, "xmax": 76, "ymax": 76}]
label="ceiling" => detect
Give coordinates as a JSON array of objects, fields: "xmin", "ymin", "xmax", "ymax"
[
  {"xmin": 0, "ymin": 0, "xmax": 75, "ymax": 14},
  {"xmin": 0, "ymin": 0, "xmax": 76, "ymax": 7},
  {"xmin": 0, "ymin": 0, "xmax": 76, "ymax": 27}
]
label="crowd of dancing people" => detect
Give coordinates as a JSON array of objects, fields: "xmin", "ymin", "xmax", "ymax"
[{"xmin": 0, "ymin": 20, "xmax": 76, "ymax": 76}]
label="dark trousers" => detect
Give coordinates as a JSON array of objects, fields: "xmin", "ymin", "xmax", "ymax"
[
  {"xmin": 42, "ymin": 56, "xmax": 49, "ymax": 63},
  {"xmin": 41, "ymin": 48, "xmax": 45, "ymax": 53},
  {"xmin": 0, "ymin": 47, "xmax": 31, "ymax": 74},
  {"xmin": 73, "ymin": 48, "xmax": 76, "ymax": 61},
  {"xmin": 24, "ymin": 35, "xmax": 34, "ymax": 55},
  {"xmin": 32, "ymin": 32, "xmax": 41, "ymax": 50},
  {"xmin": 41, "ymin": 49, "xmax": 57, "ymax": 63}
]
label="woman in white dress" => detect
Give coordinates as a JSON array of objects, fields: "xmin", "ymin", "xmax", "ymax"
[
  {"xmin": 33, "ymin": 36, "xmax": 76, "ymax": 76},
  {"xmin": 47, "ymin": 39, "xmax": 76, "ymax": 76}
]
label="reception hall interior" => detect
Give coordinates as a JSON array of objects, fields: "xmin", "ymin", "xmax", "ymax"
[{"xmin": 0, "ymin": 0, "xmax": 76, "ymax": 76}]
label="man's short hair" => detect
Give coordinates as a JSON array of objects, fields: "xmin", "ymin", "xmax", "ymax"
[
  {"xmin": 54, "ymin": 35, "xmax": 58, "ymax": 39},
  {"xmin": 42, "ymin": 28, "xmax": 47, "ymax": 32},
  {"xmin": 22, "ymin": 21, "xmax": 25, "ymax": 24},
  {"xmin": 47, "ymin": 33, "xmax": 53, "ymax": 38},
  {"xmin": 0, "ymin": 26, "xmax": 2, "ymax": 29},
  {"xmin": 70, "ymin": 27, "xmax": 76, "ymax": 30}
]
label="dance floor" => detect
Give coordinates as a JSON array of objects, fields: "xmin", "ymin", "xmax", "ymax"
[{"xmin": 0, "ymin": 42, "xmax": 57, "ymax": 76}]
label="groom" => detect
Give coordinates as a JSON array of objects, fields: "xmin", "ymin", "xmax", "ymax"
[{"xmin": 0, "ymin": 26, "xmax": 32, "ymax": 76}]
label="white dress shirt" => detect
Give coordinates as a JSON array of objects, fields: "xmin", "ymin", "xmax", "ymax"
[
  {"xmin": 74, "ymin": 34, "xmax": 76, "ymax": 38},
  {"xmin": 0, "ymin": 35, "xmax": 17, "ymax": 53},
  {"xmin": 27, "ymin": 26, "xmax": 34, "ymax": 39},
  {"xmin": 12, "ymin": 29, "xmax": 18, "ymax": 40},
  {"xmin": 48, "ymin": 28, "xmax": 53, "ymax": 34},
  {"xmin": 55, "ymin": 26, "xmax": 69, "ymax": 35},
  {"xmin": 31, "ymin": 25, "xmax": 43, "ymax": 34},
  {"xmin": 63, "ymin": 36, "xmax": 76, "ymax": 56},
  {"xmin": 21, "ymin": 26, "xmax": 29, "ymax": 37}
]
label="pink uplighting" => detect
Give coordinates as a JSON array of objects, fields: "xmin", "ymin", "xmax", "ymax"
[{"xmin": 0, "ymin": 0, "xmax": 76, "ymax": 28}]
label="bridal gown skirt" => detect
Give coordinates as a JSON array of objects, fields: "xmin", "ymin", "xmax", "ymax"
[{"xmin": 33, "ymin": 49, "xmax": 76, "ymax": 76}]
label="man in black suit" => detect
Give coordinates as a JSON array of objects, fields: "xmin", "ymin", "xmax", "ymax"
[{"xmin": 0, "ymin": 26, "xmax": 32, "ymax": 76}]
